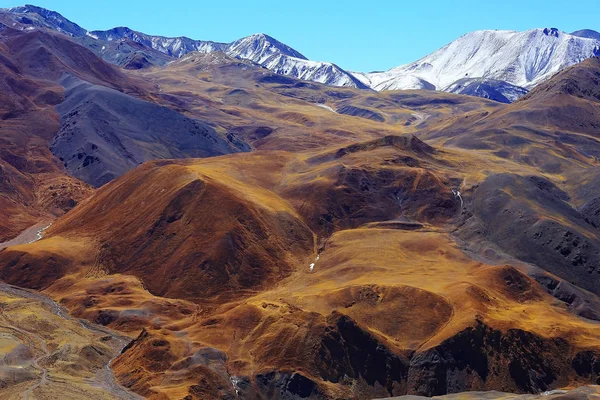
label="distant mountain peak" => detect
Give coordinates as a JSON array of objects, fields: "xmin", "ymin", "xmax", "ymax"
[
  {"xmin": 361, "ymin": 27, "xmax": 600, "ymax": 101},
  {"xmin": 8, "ymin": 4, "xmax": 49, "ymax": 14},
  {"xmin": 229, "ymin": 33, "xmax": 308, "ymax": 62},
  {"xmin": 5, "ymin": 4, "xmax": 87, "ymax": 37}
]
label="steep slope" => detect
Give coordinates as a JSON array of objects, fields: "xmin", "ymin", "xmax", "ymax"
[
  {"xmin": 225, "ymin": 34, "xmax": 368, "ymax": 88},
  {"xmin": 453, "ymin": 56, "xmax": 600, "ymax": 142},
  {"xmin": 0, "ymin": 27, "xmax": 95, "ymax": 241},
  {"xmin": 364, "ymin": 28, "xmax": 600, "ymax": 97},
  {"xmin": 417, "ymin": 58, "xmax": 600, "ymax": 314},
  {"xmin": 353, "ymin": 72, "xmax": 436, "ymax": 91},
  {"xmin": 3, "ymin": 6, "xmax": 600, "ymax": 100},
  {"xmin": 76, "ymin": 34, "xmax": 175, "ymax": 69},
  {"xmin": 51, "ymin": 75, "xmax": 248, "ymax": 187},
  {"xmin": 0, "ymin": 25, "xmax": 249, "ymax": 242},
  {"xmin": 3, "ymin": 7, "xmax": 600, "ymax": 400},
  {"xmin": 261, "ymin": 53, "xmax": 369, "ymax": 88},
  {"xmin": 0, "ymin": 154, "xmax": 316, "ymax": 302},
  {"xmin": 92, "ymin": 30, "xmax": 367, "ymax": 88},
  {"xmin": 1, "ymin": 26, "xmax": 140, "ymax": 93}
]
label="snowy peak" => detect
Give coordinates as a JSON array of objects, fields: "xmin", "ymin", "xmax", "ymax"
[
  {"xmin": 227, "ymin": 33, "xmax": 308, "ymax": 63},
  {"xmin": 222, "ymin": 34, "xmax": 368, "ymax": 88},
  {"xmin": 87, "ymin": 27, "xmax": 227, "ymax": 58},
  {"xmin": 363, "ymin": 28, "xmax": 600, "ymax": 100}
]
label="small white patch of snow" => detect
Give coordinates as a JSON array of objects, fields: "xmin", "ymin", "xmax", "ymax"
[{"xmin": 316, "ymin": 103, "xmax": 336, "ymax": 113}]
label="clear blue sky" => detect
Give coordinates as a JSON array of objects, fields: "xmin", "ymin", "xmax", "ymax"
[{"xmin": 3, "ymin": 0, "xmax": 599, "ymax": 71}]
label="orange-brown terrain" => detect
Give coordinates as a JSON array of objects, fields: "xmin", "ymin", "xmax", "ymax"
[{"xmin": 2, "ymin": 9, "xmax": 600, "ymax": 400}]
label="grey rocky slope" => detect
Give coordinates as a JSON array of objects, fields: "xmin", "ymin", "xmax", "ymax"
[{"xmin": 52, "ymin": 76, "xmax": 249, "ymax": 187}]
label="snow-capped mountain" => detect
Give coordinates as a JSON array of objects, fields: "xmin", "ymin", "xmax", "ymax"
[
  {"xmin": 86, "ymin": 27, "xmax": 227, "ymax": 58},
  {"xmin": 2, "ymin": 5, "xmax": 600, "ymax": 100},
  {"xmin": 221, "ymin": 34, "xmax": 368, "ymax": 88},
  {"xmin": 0, "ymin": 6, "xmax": 364, "ymax": 89},
  {"xmin": 226, "ymin": 34, "xmax": 307, "ymax": 63},
  {"xmin": 363, "ymin": 28, "xmax": 600, "ymax": 95},
  {"xmin": 92, "ymin": 29, "xmax": 366, "ymax": 88}
]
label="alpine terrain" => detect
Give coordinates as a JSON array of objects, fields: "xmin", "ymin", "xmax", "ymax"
[{"xmin": 0, "ymin": 3, "xmax": 599, "ymax": 400}]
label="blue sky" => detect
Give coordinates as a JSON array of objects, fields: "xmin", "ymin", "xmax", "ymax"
[{"xmin": 3, "ymin": 0, "xmax": 599, "ymax": 71}]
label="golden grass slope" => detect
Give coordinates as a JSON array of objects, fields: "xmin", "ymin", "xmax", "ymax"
[
  {"xmin": 4, "ymin": 130, "xmax": 600, "ymax": 398},
  {"xmin": 132, "ymin": 51, "xmax": 501, "ymax": 152}
]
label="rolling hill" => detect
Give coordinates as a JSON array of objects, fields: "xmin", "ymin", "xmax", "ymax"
[{"xmin": 1, "ymin": 4, "xmax": 600, "ymax": 400}]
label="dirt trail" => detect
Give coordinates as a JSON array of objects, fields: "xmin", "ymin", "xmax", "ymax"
[
  {"xmin": 0, "ymin": 282, "xmax": 143, "ymax": 400},
  {"xmin": 22, "ymin": 332, "xmax": 49, "ymax": 400}
]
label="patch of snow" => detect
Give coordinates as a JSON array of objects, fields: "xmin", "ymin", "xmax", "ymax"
[{"xmin": 316, "ymin": 103, "xmax": 336, "ymax": 113}]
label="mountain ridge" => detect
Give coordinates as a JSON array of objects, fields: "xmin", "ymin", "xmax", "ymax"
[
  {"xmin": 3, "ymin": 5, "xmax": 599, "ymax": 100},
  {"xmin": 361, "ymin": 28, "xmax": 600, "ymax": 100}
]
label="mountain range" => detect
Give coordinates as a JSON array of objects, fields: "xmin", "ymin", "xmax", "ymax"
[
  {"xmin": 2, "ymin": 3, "xmax": 600, "ymax": 400},
  {"xmin": 2, "ymin": 5, "xmax": 600, "ymax": 102}
]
